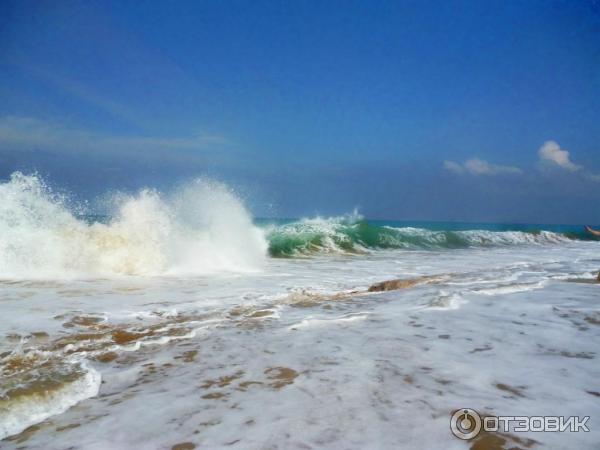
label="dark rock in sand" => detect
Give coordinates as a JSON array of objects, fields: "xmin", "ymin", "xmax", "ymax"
[{"xmin": 368, "ymin": 275, "xmax": 439, "ymax": 292}]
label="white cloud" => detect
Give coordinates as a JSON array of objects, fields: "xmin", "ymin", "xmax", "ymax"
[
  {"xmin": 0, "ymin": 116, "xmax": 228, "ymax": 157},
  {"xmin": 444, "ymin": 158, "xmax": 522, "ymax": 175},
  {"xmin": 445, "ymin": 142, "xmax": 600, "ymax": 182},
  {"xmin": 586, "ymin": 172, "xmax": 600, "ymax": 183},
  {"xmin": 537, "ymin": 140, "xmax": 581, "ymax": 172},
  {"xmin": 443, "ymin": 160, "xmax": 465, "ymax": 173}
]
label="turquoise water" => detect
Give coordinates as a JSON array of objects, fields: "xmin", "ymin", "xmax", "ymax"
[
  {"xmin": 257, "ymin": 218, "xmax": 598, "ymax": 235},
  {"xmin": 256, "ymin": 217, "xmax": 600, "ymax": 256}
]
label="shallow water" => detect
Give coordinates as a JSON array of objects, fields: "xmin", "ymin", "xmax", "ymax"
[{"xmin": 2, "ymin": 241, "xmax": 600, "ymax": 449}]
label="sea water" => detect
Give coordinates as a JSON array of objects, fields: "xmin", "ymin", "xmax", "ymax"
[{"xmin": 1, "ymin": 173, "xmax": 599, "ymax": 449}]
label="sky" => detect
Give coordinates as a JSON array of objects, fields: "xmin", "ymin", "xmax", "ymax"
[{"xmin": 1, "ymin": 0, "xmax": 599, "ymax": 223}]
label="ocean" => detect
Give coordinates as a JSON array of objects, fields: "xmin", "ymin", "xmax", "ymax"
[{"xmin": 1, "ymin": 172, "xmax": 599, "ymax": 449}]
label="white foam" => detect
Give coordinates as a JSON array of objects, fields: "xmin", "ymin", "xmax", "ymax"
[
  {"xmin": 425, "ymin": 291, "xmax": 466, "ymax": 310},
  {"xmin": 2, "ymin": 207, "xmax": 600, "ymax": 448},
  {"xmin": 0, "ymin": 173, "xmax": 267, "ymax": 278},
  {"xmin": 386, "ymin": 226, "xmax": 571, "ymax": 247},
  {"xmin": 474, "ymin": 280, "xmax": 547, "ymax": 296},
  {"xmin": 0, "ymin": 363, "xmax": 101, "ymax": 440},
  {"xmin": 288, "ymin": 312, "xmax": 371, "ymax": 329}
]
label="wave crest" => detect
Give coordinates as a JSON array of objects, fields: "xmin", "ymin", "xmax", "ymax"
[
  {"xmin": 0, "ymin": 173, "xmax": 267, "ymax": 278},
  {"xmin": 266, "ymin": 215, "xmax": 573, "ymax": 257}
]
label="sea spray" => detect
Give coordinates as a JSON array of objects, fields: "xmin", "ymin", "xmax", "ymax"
[
  {"xmin": 0, "ymin": 173, "xmax": 268, "ymax": 278},
  {"xmin": 165, "ymin": 179, "xmax": 268, "ymax": 274}
]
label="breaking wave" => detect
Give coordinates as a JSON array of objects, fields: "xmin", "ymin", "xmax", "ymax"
[
  {"xmin": 0, "ymin": 172, "xmax": 593, "ymax": 275},
  {"xmin": 266, "ymin": 214, "xmax": 578, "ymax": 257},
  {"xmin": 0, "ymin": 172, "xmax": 267, "ymax": 278}
]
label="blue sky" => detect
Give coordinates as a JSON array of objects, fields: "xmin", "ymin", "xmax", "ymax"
[{"xmin": 1, "ymin": 0, "xmax": 599, "ymax": 223}]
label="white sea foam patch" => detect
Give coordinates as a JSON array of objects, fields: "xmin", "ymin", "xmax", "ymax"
[
  {"xmin": 385, "ymin": 227, "xmax": 571, "ymax": 247},
  {"xmin": 0, "ymin": 172, "xmax": 267, "ymax": 278},
  {"xmin": 425, "ymin": 291, "xmax": 466, "ymax": 310},
  {"xmin": 288, "ymin": 312, "xmax": 371, "ymax": 330},
  {"xmin": 0, "ymin": 362, "xmax": 101, "ymax": 440},
  {"xmin": 474, "ymin": 280, "xmax": 547, "ymax": 296}
]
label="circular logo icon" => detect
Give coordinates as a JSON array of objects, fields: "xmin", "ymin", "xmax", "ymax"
[{"xmin": 450, "ymin": 408, "xmax": 482, "ymax": 440}]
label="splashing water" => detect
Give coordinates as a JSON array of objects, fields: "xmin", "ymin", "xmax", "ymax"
[
  {"xmin": 0, "ymin": 172, "xmax": 592, "ymax": 276},
  {"xmin": 0, "ymin": 173, "xmax": 268, "ymax": 278}
]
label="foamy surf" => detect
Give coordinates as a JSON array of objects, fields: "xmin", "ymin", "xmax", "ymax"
[
  {"xmin": 1, "ymin": 237, "xmax": 600, "ymax": 448},
  {"xmin": 1, "ymin": 171, "xmax": 600, "ymax": 448},
  {"xmin": 0, "ymin": 361, "xmax": 101, "ymax": 440}
]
